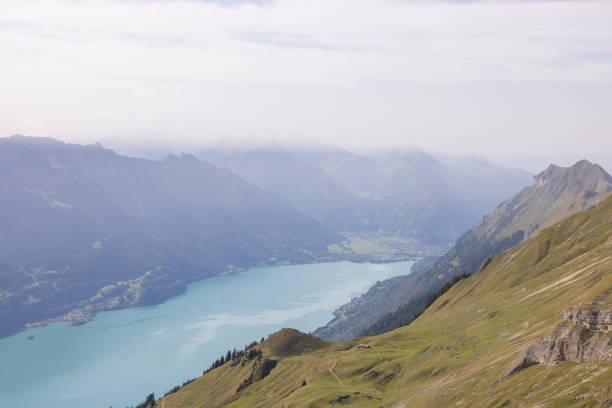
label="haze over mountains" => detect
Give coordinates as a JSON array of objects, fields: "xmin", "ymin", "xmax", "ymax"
[
  {"xmin": 0, "ymin": 135, "xmax": 340, "ymax": 338},
  {"xmin": 201, "ymin": 146, "xmax": 532, "ymax": 244},
  {"xmin": 2, "ymin": 133, "xmax": 611, "ymax": 408},
  {"xmin": 0, "ymin": 135, "xmax": 533, "ymax": 339},
  {"xmin": 315, "ymin": 159, "xmax": 612, "ymax": 341},
  {"xmin": 3, "ymin": 0, "xmax": 612, "ymax": 406}
]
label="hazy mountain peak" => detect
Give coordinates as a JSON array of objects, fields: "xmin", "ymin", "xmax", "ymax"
[
  {"xmin": 378, "ymin": 148, "xmax": 428, "ymax": 161},
  {"xmin": 164, "ymin": 152, "xmax": 200, "ymax": 163},
  {"xmin": 535, "ymin": 163, "xmax": 562, "ymax": 182},
  {"xmin": 0, "ymin": 138, "xmax": 341, "ymax": 338},
  {"xmin": 6, "ymin": 134, "xmax": 64, "ymax": 146},
  {"xmin": 533, "ymin": 159, "xmax": 612, "ymax": 192},
  {"xmin": 4, "ymin": 135, "xmax": 110, "ymax": 155},
  {"xmin": 477, "ymin": 159, "xmax": 612, "ymax": 246}
]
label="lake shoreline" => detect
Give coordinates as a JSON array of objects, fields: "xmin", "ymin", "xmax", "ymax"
[
  {"xmin": 12, "ymin": 255, "xmax": 419, "ymax": 340},
  {"xmin": 1, "ymin": 261, "xmax": 416, "ymax": 408}
]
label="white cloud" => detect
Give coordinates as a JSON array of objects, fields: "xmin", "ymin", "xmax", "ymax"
[
  {"xmin": 1, "ymin": 0, "xmax": 611, "ymax": 164},
  {"xmin": 3, "ymin": 0, "xmax": 611, "ymax": 86}
]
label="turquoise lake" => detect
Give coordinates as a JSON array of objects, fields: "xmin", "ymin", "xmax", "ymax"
[{"xmin": 0, "ymin": 261, "xmax": 414, "ymax": 408}]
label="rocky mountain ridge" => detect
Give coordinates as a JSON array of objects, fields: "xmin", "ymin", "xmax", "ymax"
[{"xmin": 315, "ymin": 159, "xmax": 612, "ymax": 341}]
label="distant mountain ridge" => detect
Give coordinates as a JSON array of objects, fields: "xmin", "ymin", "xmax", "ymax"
[
  {"xmin": 0, "ymin": 135, "xmax": 340, "ymax": 338},
  {"xmin": 198, "ymin": 147, "xmax": 367, "ymax": 232},
  {"xmin": 315, "ymin": 159, "xmax": 612, "ymax": 341},
  {"xmin": 201, "ymin": 146, "xmax": 532, "ymax": 244},
  {"xmin": 474, "ymin": 159, "xmax": 612, "ymax": 244}
]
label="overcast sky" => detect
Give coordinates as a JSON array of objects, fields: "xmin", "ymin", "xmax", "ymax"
[{"xmin": 1, "ymin": 0, "xmax": 612, "ymax": 171}]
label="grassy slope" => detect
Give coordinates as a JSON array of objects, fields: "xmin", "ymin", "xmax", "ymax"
[
  {"xmin": 314, "ymin": 160, "xmax": 612, "ymax": 341},
  {"xmin": 160, "ymin": 196, "xmax": 612, "ymax": 408}
]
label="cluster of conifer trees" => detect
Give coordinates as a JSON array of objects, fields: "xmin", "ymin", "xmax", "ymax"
[
  {"xmin": 125, "ymin": 392, "xmax": 155, "ymax": 408},
  {"xmin": 125, "ymin": 336, "xmax": 269, "ymax": 407},
  {"xmin": 163, "ymin": 377, "xmax": 196, "ymax": 397},
  {"xmin": 204, "ymin": 337, "xmax": 265, "ymax": 374}
]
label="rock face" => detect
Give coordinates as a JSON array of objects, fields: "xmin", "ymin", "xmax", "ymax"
[
  {"xmin": 567, "ymin": 307, "xmax": 612, "ymax": 332},
  {"xmin": 510, "ymin": 302, "xmax": 612, "ymax": 374}
]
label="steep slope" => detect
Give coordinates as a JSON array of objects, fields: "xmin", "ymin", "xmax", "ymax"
[
  {"xmin": 315, "ymin": 159, "xmax": 612, "ymax": 341},
  {"xmin": 0, "ymin": 135, "xmax": 340, "ymax": 338},
  {"xmin": 155, "ymin": 194, "xmax": 612, "ymax": 407}
]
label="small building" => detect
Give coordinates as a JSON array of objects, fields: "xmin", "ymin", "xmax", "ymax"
[{"xmin": 357, "ymin": 344, "xmax": 370, "ymax": 349}]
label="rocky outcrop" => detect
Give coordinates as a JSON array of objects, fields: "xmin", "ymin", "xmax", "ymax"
[
  {"xmin": 566, "ymin": 307, "xmax": 612, "ymax": 332},
  {"xmin": 509, "ymin": 304, "xmax": 612, "ymax": 375}
]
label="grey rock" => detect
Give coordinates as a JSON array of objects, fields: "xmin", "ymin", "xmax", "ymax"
[{"xmin": 508, "ymin": 304, "xmax": 612, "ymax": 376}]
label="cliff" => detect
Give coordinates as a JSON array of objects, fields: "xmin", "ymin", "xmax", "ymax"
[{"xmin": 510, "ymin": 295, "xmax": 612, "ymax": 373}]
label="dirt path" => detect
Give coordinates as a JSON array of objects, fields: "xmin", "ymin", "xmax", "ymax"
[
  {"xmin": 521, "ymin": 256, "xmax": 610, "ymax": 301},
  {"xmin": 329, "ymin": 359, "xmax": 342, "ymax": 384}
]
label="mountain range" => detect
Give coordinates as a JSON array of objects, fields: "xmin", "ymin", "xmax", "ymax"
[
  {"xmin": 3, "ymin": 135, "xmax": 611, "ymax": 406},
  {"xmin": 200, "ymin": 146, "xmax": 532, "ymax": 244},
  {"xmin": 0, "ymin": 135, "xmax": 340, "ymax": 338},
  {"xmin": 314, "ymin": 159, "xmax": 612, "ymax": 341},
  {"xmin": 0, "ymin": 135, "xmax": 540, "ymax": 340}
]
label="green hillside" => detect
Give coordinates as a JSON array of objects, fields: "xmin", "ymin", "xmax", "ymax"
[
  {"xmin": 316, "ymin": 159, "xmax": 612, "ymax": 341},
  {"xmin": 156, "ymin": 194, "xmax": 612, "ymax": 407}
]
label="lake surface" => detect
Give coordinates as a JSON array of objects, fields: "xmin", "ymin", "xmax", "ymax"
[{"xmin": 0, "ymin": 261, "xmax": 413, "ymax": 408}]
